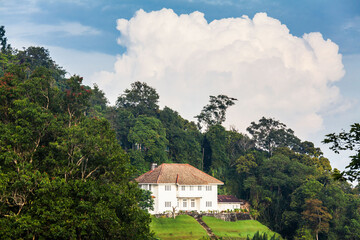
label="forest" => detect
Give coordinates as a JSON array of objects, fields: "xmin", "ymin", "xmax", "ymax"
[{"xmin": 1, "ymin": 26, "xmax": 360, "ymax": 240}]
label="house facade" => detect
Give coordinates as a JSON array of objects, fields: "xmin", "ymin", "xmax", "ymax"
[
  {"xmin": 217, "ymin": 195, "xmax": 241, "ymax": 211},
  {"xmin": 135, "ymin": 163, "xmax": 224, "ymax": 214}
]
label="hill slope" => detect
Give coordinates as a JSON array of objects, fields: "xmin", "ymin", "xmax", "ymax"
[{"xmin": 151, "ymin": 215, "xmax": 279, "ymax": 239}]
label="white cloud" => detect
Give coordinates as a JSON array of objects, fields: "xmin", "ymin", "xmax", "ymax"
[
  {"xmin": 6, "ymin": 22, "xmax": 100, "ymax": 39},
  {"xmin": 93, "ymin": 8, "xmax": 346, "ymax": 138}
]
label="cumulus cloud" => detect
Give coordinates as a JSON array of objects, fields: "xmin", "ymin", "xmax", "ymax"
[{"xmin": 93, "ymin": 8, "xmax": 346, "ymax": 138}]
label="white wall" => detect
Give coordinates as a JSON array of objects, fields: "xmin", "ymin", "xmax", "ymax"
[
  {"xmin": 218, "ymin": 203, "xmax": 241, "ymax": 212},
  {"xmin": 140, "ymin": 183, "xmax": 221, "ymax": 214},
  {"xmin": 156, "ymin": 184, "xmax": 178, "ymax": 213}
]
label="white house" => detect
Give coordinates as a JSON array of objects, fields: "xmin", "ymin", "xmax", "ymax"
[
  {"xmin": 135, "ymin": 163, "xmax": 224, "ymax": 214},
  {"xmin": 217, "ymin": 195, "xmax": 241, "ymax": 211}
]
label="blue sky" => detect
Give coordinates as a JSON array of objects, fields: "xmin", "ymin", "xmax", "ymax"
[{"xmin": 1, "ymin": 0, "xmax": 359, "ymax": 171}]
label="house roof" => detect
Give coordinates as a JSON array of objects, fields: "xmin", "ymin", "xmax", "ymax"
[
  {"xmin": 218, "ymin": 195, "xmax": 241, "ymax": 203},
  {"xmin": 135, "ymin": 163, "xmax": 224, "ymax": 185}
]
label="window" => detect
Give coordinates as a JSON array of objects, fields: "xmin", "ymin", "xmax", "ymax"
[
  {"xmin": 191, "ymin": 199, "xmax": 195, "ymax": 208},
  {"xmin": 165, "ymin": 185, "xmax": 171, "ymax": 191},
  {"xmin": 189, "ymin": 186, "xmax": 194, "ymax": 191},
  {"xmin": 198, "ymin": 186, "xmax": 202, "ymax": 191},
  {"xmin": 165, "ymin": 202, "xmax": 171, "ymax": 208},
  {"xmin": 206, "ymin": 186, "xmax": 212, "ymax": 191},
  {"xmin": 206, "ymin": 201, "xmax": 212, "ymax": 207},
  {"xmin": 181, "ymin": 186, "xmax": 186, "ymax": 191},
  {"xmin": 183, "ymin": 199, "xmax": 187, "ymax": 208},
  {"xmin": 148, "ymin": 184, "xmax": 151, "ymax": 191}
]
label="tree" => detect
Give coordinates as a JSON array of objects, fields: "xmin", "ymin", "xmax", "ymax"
[
  {"xmin": 86, "ymin": 83, "xmax": 108, "ymax": 118},
  {"xmin": 236, "ymin": 153, "xmax": 258, "ymax": 175},
  {"xmin": 302, "ymin": 199, "xmax": 332, "ymax": 240},
  {"xmin": 116, "ymin": 81, "xmax": 159, "ymax": 117},
  {"xmin": 0, "ymin": 26, "xmax": 11, "ymax": 53},
  {"xmin": 63, "ymin": 75, "xmax": 92, "ymax": 127},
  {"xmin": 203, "ymin": 124, "xmax": 229, "ymax": 174},
  {"xmin": 323, "ymin": 123, "xmax": 360, "ymax": 181},
  {"xmin": 159, "ymin": 107, "xmax": 202, "ymax": 168},
  {"xmin": 128, "ymin": 115, "xmax": 168, "ymax": 165},
  {"xmin": 0, "ymin": 48, "xmax": 154, "ymax": 239},
  {"xmin": 247, "ymin": 117, "xmax": 301, "ymax": 156},
  {"xmin": 226, "ymin": 127, "xmax": 254, "ymax": 165},
  {"xmin": 195, "ymin": 94, "xmax": 237, "ymax": 130},
  {"xmin": 16, "ymin": 46, "xmax": 66, "ymax": 83},
  {"xmin": 0, "ymin": 26, "xmax": 16, "ymax": 77},
  {"xmin": 110, "ymin": 108, "xmax": 136, "ymax": 150}
]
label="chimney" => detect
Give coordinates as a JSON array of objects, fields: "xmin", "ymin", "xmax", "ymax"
[{"xmin": 151, "ymin": 163, "xmax": 158, "ymax": 171}]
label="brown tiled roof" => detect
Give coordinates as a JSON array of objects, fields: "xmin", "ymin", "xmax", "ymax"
[
  {"xmin": 218, "ymin": 195, "xmax": 241, "ymax": 203},
  {"xmin": 135, "ymin": 163, "xmax": 224, "ymax": 185}
]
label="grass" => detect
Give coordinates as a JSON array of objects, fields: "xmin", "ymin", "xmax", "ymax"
[
  {"xmin": 150, "ymin": 215, "xmax": 208, "ymax": 240},
  {"xmin": 202, "ymin": 217, "xmax": 279, "ymax": 239}
]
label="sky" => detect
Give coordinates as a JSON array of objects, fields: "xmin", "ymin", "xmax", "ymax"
[{"xmin": 1, "ymin": 0, "xmax": 359, "ymax": 171}]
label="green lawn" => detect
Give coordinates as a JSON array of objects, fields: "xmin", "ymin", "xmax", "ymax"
[
  {"xmin": 150, "ymin": 215, "xmax": 208, "ymax": 240},
  {"xmin": 202, "ymin": 217, "xmax": 279, "ymax": 239}
]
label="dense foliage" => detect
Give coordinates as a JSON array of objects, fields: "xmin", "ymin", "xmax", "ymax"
[
  {"xmin": 0, "ymin": 27, "xmax": 154, "ymax": 239},
  {"xmin": 108, "ymin": 83, "xmax": 360, "ymax": 239}
]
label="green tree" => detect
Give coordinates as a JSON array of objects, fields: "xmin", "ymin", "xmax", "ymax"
[
  {"xmin": 128, "ymin": 115, "xmax": 168, "ymax": 165},
  {"xmin": 116, "ymin": 81, "xmax": 159, "ymax": 117},
  {"xmin": 226, "ymin": 127, "xmax": 254, "ymax": 165},
  {"xmin": 159, "ymin": 106, "xmax": 202, "ymax": 168},
  {"xmin": 323, "ymin": 123, "xmax": 360, "ymax": 181},
  {"xmin": 86, "ymin": 83, "xmax": 109, "ymax": 118},
  {"xmin": 236, "ymin": 153, "xmax": 258, "ymax": 175},
  {"xmin": 0, "ymin": 26, "xmax": 16, "ymax": 77},
  {"xmin": 203, "ymin": 124, "xmax": 229, "ymax": 175},
  {"xmin": 16, "ymin": 46, "xmax": 66, "ymax": 83},
  {"xmin": 247, "ymin": 117, "xmax": 301, "ymax": 156},
  {"xmin": 0, "ymin": 25, "xmax": 11, "ymax": 53},
  {"xmin": 195, "ymin": 94, "xmax": 237, "ymax": 130}
]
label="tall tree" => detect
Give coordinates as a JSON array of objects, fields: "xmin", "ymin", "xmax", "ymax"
[
  {"xmin": 116, "ymin": 81, "xmax": 159, "ymax": 117},
  {"xmin": 302, "ymin": 199, "xmax": 332, "ymax": 240},
  {"xmin": 323, "ymin": 123, "xmax": 360, "ymax": 181},
  {"xmin": 195, "ymin": 94, "xmax": 237, "ymax": 130},
  {"xmin": 247, "ymin": 117, "xmax": 301, "ymax": 156},
  {"xmin": 0, "ymin": 26, "xmax": 16, "ymax": 77},
  {"xmin": 0, "ymin": 26, "xmax": 11, "ymax": 53}
]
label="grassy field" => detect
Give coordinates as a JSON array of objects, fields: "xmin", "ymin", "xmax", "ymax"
[
  {"xmin": 202, "ymin": 217, "xmax": 279, "ymax": 239},
  {"xmin": 150, "ymin": 215, "xmax": 208, "ymax": 240}
]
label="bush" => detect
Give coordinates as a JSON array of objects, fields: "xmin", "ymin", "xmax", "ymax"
[{"xmin": 246, "ymin": 231, "xmax": 282, "ymax": 240}]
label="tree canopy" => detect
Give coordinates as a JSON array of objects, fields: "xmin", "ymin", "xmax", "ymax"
[
  {"xmin": 0, "ymin": 40, "xmax": 154, "ymax": 239},
  {"xmin": 324, "ymin": 123, "xmax": 360, "ymax": 181},
  {"xmin": 195, "ymin": 94, "xmax": 237, "ymax": 130},
  {"xmin": 247, "ymin": 117, "xmax": 301, "ymax": 156}
]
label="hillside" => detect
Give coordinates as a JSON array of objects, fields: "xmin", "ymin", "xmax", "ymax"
[{"xmin": 150, "ymin": 215, "xmax": 279, "ymax": 240}]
